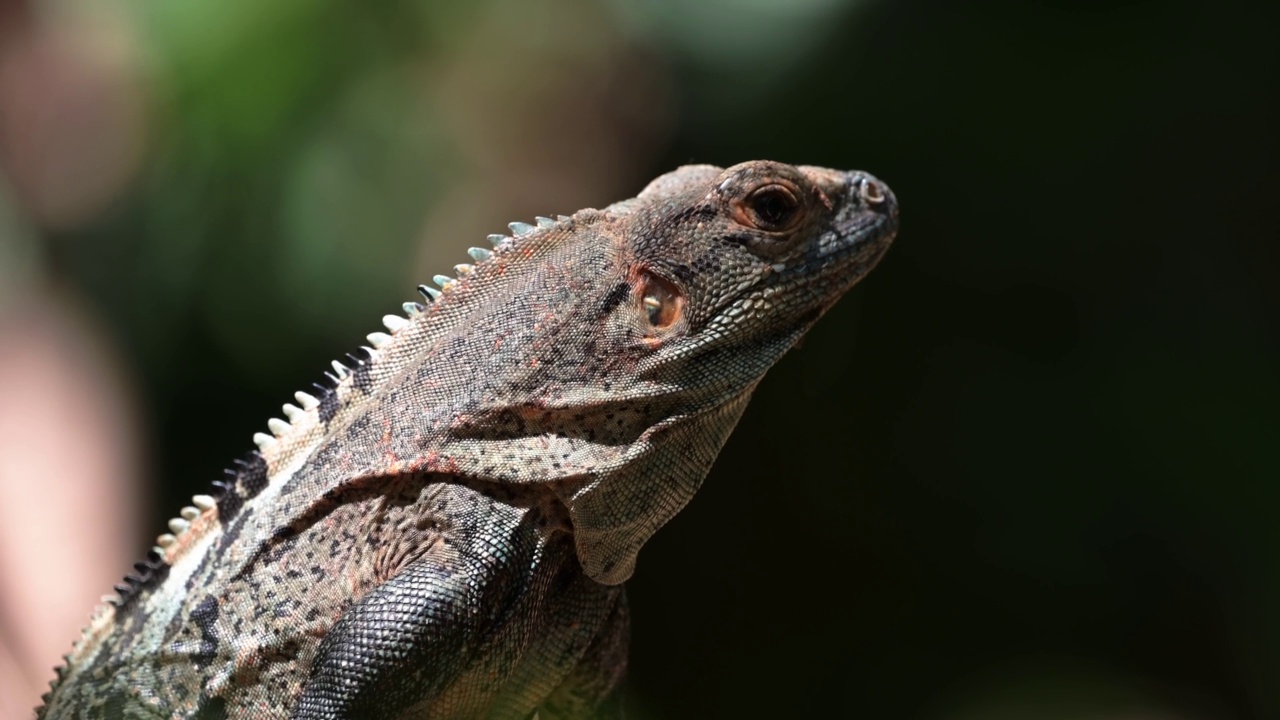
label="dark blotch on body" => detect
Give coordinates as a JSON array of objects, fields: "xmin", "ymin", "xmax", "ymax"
[
  {"xmin": 191, "ymin": 596, "xmax": 221, "ymax": 669},
  {"xmin": 317, "ymin": 385, "xmax": 342, "ymax": 424},
  {"xmin": 194, "ymin": 695, "xmax": 228, "ymax": 720}
]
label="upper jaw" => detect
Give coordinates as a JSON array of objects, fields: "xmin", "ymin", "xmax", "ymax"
[{"xmin": 792, "ymin": 170, "xmax": 898, "ymax": 270}]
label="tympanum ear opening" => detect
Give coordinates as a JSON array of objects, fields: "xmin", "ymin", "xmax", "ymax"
[{"xmin": 639, "ymin": 272, "xmax": 683, "ymax": 332}]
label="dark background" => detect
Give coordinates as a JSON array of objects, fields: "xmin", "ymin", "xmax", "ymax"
[{"xmin": 0, "ymin": 0, "xmax": 1276, "ymax": 717}]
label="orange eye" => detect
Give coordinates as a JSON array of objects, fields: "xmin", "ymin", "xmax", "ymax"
[
  {"xmin": 740, "ymin": 184, "xmax": 802, "ymax": 231},
  {"xmin": 639, "ymin": 273, "xmax": 683, "ymax": 330}
]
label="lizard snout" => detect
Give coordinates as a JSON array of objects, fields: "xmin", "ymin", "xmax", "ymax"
[{"xmin": 846, "ymin": 171, "xmax": 898, "ymax": 220}]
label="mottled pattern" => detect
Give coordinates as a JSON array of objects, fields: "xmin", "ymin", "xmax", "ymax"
[{"xmin": 38, "ymin": 161, "xmax": 898, "ymax": 719}]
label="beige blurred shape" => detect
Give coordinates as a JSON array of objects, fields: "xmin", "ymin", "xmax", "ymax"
[
  {"xmin": 0, "ymin": 14, "xmax": 148, "ymax": 229},
  {"xmin": 0, "ymin": 298, "xmax": 144, "ymax": 713},
  {"xmin": 1, "ymin": 6, "xmax": 150, "ymax": 712}
]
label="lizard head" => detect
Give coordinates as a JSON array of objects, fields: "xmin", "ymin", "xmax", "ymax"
[
  {"xmin": 552, "ymin": 160, "xmax": 899, "ymax": 583},
  {"xmin": 622, "ymin": 160, "xmax": 898, "ymax": 359}
]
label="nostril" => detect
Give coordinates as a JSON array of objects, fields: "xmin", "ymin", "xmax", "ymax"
[{"xmin": 859, "ymin": 179, "xmax": 886, "ymax": 206}]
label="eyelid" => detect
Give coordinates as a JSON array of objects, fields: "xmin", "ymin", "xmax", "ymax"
[{"xmin": 748, "ymin": 183, "xmax": 799, "ymax": 203}]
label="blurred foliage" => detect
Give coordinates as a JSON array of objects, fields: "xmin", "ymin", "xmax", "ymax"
[{"xmin": 1, "ymin": 0, "xmax": 1277, "ymax": 717}]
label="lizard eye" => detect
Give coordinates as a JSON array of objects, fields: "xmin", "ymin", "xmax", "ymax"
[
  {"xmin": 639, "ymin": 273, "xmax": 682, "ymax": 330},
  {"xmin": 740, "ymin": 184, "xmax": 801, "ymax": 232}
]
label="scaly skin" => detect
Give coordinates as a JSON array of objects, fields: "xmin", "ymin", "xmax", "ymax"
[{"xmin": 38, "ymin": 161, "xmax": 898, "ymax": 719}]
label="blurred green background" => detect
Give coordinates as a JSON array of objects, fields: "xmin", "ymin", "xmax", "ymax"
[{"xmin": 0, "ymin": 0, "xmax": 1276, "ymax": 717}]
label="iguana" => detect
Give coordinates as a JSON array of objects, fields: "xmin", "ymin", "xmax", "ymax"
[{"xmin": 37, "ymin": 160, "xmax": 898, "ymax": 719}]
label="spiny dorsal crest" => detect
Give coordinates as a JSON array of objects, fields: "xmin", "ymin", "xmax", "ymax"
[{"xmin": 107, "ymin": 210, "xmax": 579, "ymax": 609}]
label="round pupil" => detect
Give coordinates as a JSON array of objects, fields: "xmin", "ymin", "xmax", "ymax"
[{"xmin": 753, "ymin": 189, "xmax": 795, "ymax": 226}]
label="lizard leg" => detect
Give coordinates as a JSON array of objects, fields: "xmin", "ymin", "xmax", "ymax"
[{"xmin": 290, "ymin": 531, "xmax": 539, "ymax": 720}]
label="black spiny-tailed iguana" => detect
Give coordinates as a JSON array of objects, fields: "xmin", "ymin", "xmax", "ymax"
[{"xmin": 38, "ymin": 160, "xmax": 899, "ymax": 719}]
